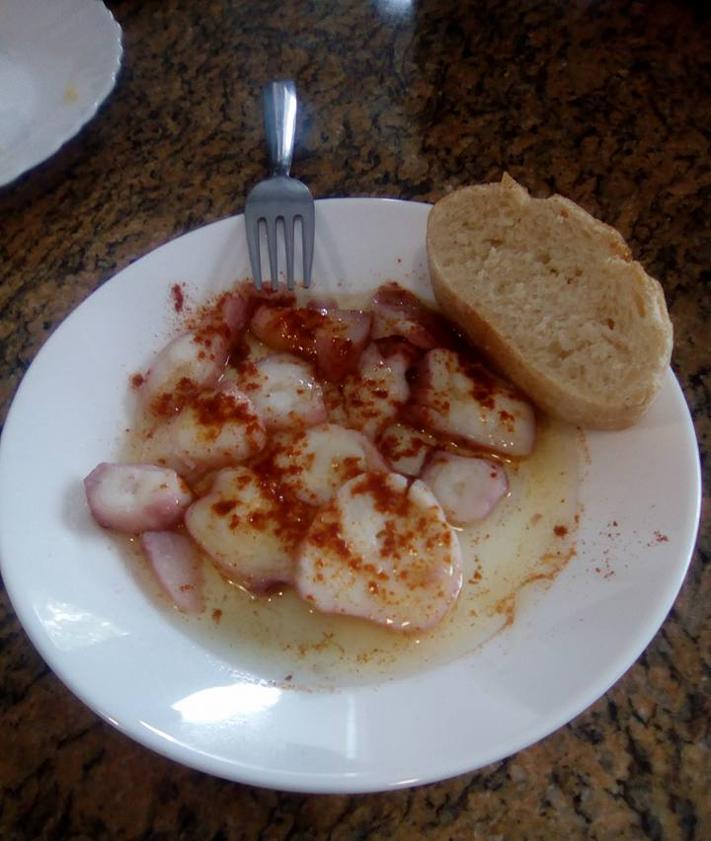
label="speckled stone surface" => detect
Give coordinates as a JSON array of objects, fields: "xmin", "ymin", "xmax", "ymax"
[{"xmin": 0, "ymin": 0, "xmax": 708, "ymax": 838}]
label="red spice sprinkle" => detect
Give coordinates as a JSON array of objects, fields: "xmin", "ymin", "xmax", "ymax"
[
  {"xmin": 212, "ymin": 499, "xmax": 237, "ymax": 516},
  {"xmin": 554, "ymin": 524, "xmax": 568, "ymax": 537},
  {"xmin": 171, "ymin": 283, "xmax": 185, "ymax": 312},
  {"xmin": 308, "ymin": 518, "xmax": 351, "ymax": 561},
  {"xmin": 130, "ymin": 372, "xmax": 145, "ymax": 389},
  {"xmin": 654, "ymin": 530, "xmax": 669, "ymax": 543},
  {"xmin": 193, "ymin": 392, "xmax": 256, "ymax": 427},
  {"xmin": 212, "ymin": 609, "xmax": 223, "ymax": 623},
  {"xmin": 257, "ymin": 306, "xmax": 326, "ymax": 358},
  {"xmin": 379, "ymin": 431, "xmax": 428, "ymax": 463},
  {"xmin": 150, "ymin": 375, "xmax": 199, "ymax": 417},
  {"xmin": 378, "ymin": 518, "xmax": 406, "ymax": 563},
  {"xmin": 350, "ymin": 473, "xmax": 410, "ymax": 517},
  {"xmin": 341, "ymin": 455, "xmax": 366, "ymax": 480},
  {"xmin": 247, "ymin": 510, "xmax": 271, "ymax": 530}
]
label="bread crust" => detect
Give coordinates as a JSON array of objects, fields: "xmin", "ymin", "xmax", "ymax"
[{"xmin": 426, "ymin": 175, "xmax": 673, "ymax": 429}]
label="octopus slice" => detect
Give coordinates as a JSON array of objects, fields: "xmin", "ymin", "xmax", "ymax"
[
  {"xmin": 296, "ymin": 472, "xmax": 462, "ymax": 631},
  {"xmin": 370, "ymin": 282, "xmax": 453, "ymax": 349},
  {"xmin": 84, "ymin": 463, "xmax": 192, "ymax": 533},
  {"xmin": 185, "ymin": 467, "xmax": 308, "ymax": 592},
  {"xmin": 250, "ymin": 304, "xmax": 371, "ymax": 380},
  {"xmin": 140, "ymin": 531, "xmax": 204, "ymax": 614},
  {"xmin": 269, "ymin": 423, "xmax": 388, "ymax": 506},
  {"xmin": 420, "ymin": 452, "xmax": 509, "ymax": 526},
  {"xmin": 313, "ymin": 308, "xmax": 372, "ymax": 381},
  {"xmin": 250, "ymin": 304, "xmax": 323, "ymax": 357},
  {"xmin": 377, "ymin": 423, "xmax": 435, "ymax": 476},
  {"xmin": 237, "ymin": 353, "xmax": 327, "ymax": 430},
  {"xmin": 140, "ymin": 332, "xmax": 229, "ymax": 415},
  {"xmin": 409, "ymin": 348, "xmax": 536, "ymax": 456},
  {"xmin": 144, "ymin": 383, "xmax": 266, "ymax": 478},
  {"xmin": 140, "ymin": 293, "xmax": 249, "ymax": 416},
  {"xmin": 343, "ymin": 342, "xmax": 411, "ymax": 439},
  {"xmin": 219, "ymin": 290, "xmax": 250, "ymax": 337}
]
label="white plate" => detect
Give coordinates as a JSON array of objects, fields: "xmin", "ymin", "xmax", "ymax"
[
  {"xmin": 0, "ymin": 199, "xmax": 701, "ymax": 793},
  {"xmin": 0, "ymin": 0, "xmax": 122, "ymax": 187}
]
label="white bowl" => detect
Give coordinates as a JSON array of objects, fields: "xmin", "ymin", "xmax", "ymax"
[{"xmin": 0, "ymin": 0, "xmax": 122, "ymax": 186}]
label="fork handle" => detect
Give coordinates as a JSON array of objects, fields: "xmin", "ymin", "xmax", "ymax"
[{"xmin": 263, "ymin": 80, "xmax": 297, "ymax": 177}]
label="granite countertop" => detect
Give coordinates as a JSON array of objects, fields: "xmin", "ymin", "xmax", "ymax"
[{"xmin": 0, "ymin": 0, "xmax": 708, "ymax": 838}]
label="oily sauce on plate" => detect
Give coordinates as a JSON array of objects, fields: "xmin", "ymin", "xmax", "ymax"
[{"xmin": 121, "ymin": 284, "xmax": 582, "ymax": 688}]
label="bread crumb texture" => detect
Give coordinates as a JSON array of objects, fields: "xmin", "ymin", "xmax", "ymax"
[{"xmin": 427, "ymin": 174, "xmax": 673, "ymax": 429}]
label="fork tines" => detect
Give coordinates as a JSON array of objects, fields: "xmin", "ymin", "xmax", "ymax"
[
  {"xmin": 245, "ymin": 187, "xmax": 314, "ymax": 291},
  {"xmin": 244, "ymin": 79, "xmax": 315, "ymax": 291}
]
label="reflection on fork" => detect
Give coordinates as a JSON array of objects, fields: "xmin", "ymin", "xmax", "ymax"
[{"xmin": 244, "ymin": 80, "xmax": 315, "ymax": 290}]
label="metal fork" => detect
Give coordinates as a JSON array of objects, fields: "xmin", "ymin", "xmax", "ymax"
[{"xmin": 244, "ymin": 80, "xmax": 315, "ymax": 290}]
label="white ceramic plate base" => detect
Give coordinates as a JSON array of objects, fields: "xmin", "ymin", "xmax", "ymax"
[
  {"xmin": 0, "ymin": 0, "xmax": 122, "ymax": 186},
  {"xmin": 0, "ymin": 199, "xmax": 701, "ymax": 793}
]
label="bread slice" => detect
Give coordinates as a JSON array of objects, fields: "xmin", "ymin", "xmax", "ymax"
[{"xmin": 426, "ymin": 174, "xmax": 673, "ymax": 429}]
